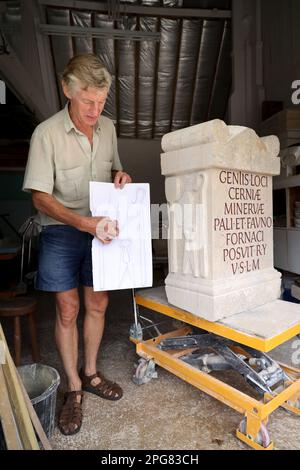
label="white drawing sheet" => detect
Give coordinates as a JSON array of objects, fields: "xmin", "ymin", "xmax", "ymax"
[{"xmin": 90, "ymin": 182, "xmax": 153, "ymax": 291}]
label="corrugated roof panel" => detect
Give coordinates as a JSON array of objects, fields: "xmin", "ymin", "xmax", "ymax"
[
  {"xmin": 190, "ymin": 19, "xmax": 225, "ymax": 125},
  {"xmin": 207, "ymin": 19, "xmax": 231, "ymax": 120},
  {"xmin": 154, "ymin": 18, "xmax": 180, "ymax": 137},
  {"xmin": 71, "ymin": 10, "xmax": 93, "ymax": 54},
  {"xmin": 94, "ymin": 14, "xmax": 117, "ymax": 121},
  {"xmin": 171, "ymin": 18, "xmax": 202, "ymax": 131},
  {"xmin": 138, "ymin": 16, "xmax": 158, "ymax": 138},
  {"xmin": 46, "ymin": 7, "xmax": 74, "ymax": 106},
  {"xmin": 0, "ymin": 2, "xmax": 232, "ymax": 140},
  {"xmin": 118, "ymin": 16, "xmax": 137, "ymax": 137}
]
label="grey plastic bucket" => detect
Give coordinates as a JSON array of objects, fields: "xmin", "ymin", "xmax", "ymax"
[{"xmin": 18, "ymin": 363, "xmax": 60, "ymax": 438}]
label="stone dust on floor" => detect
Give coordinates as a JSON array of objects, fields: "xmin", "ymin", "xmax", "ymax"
[{"xmin": 2, "ymin": 283, "xmax": 300, "ymax": 451}]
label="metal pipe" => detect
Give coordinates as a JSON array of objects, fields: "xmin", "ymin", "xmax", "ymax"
[
  {"xmin": 132, "ymin": 288, "xmax": 139, "ymax": 328},
  {"xmin": 139, "ymin": 315, "xmax": 162, "ymax": 336}
]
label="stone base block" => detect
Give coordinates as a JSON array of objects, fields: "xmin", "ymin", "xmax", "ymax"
[{"xmin": 165, "ymin": 269, "xmax": 282, "ymax": 322}]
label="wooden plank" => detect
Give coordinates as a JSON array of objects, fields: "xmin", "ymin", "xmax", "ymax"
[
  {"xmin": 0, "ymin": 366, "xmax": 22, "ymax": 449},
  {"xmin": 0, "ymin": 340, "xmax": 5, "ymax": 364},
  {"xmin": 17, "ymin": 373, "xmax": 52, "ymax": 450},
  {"xmin": 0, "ymin": 324, "xmax": 39, "ymax": 450}
]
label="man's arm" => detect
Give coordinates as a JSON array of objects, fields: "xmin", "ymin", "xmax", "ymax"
[{"xmin": 32, "ymin": 190, "xmax": 105, "ymax": 237}]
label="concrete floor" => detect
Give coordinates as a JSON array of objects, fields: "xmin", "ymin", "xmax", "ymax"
[{"xmin": 2, "ymin": 275, "xmax": 300, "ymax": 451}]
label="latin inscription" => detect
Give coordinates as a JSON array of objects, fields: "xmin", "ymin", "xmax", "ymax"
[{"xmin": 214, "ymin": 170, "xmax": 271, "ymax": 275}]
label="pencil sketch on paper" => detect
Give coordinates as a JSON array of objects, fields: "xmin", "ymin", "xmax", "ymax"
[{"xmin": 90, "ymin": 182, "xmax": 153, "ymax": 291}]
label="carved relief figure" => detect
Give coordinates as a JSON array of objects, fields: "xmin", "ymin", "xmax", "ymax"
[
  {"xmin": 180, "ymin": 173, "xmax": 208, "ymax": 278},
  {"xmin": 165, "ymin": 176, "xmax": 183, "ymax": 273},
  {"xmin": 117, "ymin": 188, "xmax": 147, "ymax": 287}
]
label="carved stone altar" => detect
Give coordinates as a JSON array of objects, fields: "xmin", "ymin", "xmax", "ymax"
[{"xmin": 161, "ymin": 119, "xmax": 282, "ymax": 321}]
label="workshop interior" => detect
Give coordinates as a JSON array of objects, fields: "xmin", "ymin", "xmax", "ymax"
[{"xmin": 0, "ymin": 0, "xmax": 300, "ymax": 452}]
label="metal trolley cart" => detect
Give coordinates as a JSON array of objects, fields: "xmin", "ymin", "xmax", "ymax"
[{"xmin": 129, "ymin": 287, "xmax": 300, "ymax": 451}]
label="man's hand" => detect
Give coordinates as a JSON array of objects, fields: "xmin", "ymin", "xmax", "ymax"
[
  {"xmin": 82, "ymin": 216, "xmax": 119, "ymax": 244},
  {"xmin": 96, "ymin": 216, "xmax": 119, "ymax": 244},
  {"xmin": 113, "ymin": 171, "xmax": 132, "ymax": 189}
]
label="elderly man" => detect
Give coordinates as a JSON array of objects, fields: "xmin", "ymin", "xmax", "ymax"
[{"xmin": 23, "ymin": 53, "xmax": 132, "ymax": 435}]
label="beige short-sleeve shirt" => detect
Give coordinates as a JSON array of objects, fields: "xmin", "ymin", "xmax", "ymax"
[{"xmin": 23, "ymin": 104, "xmax": 123, "ymax": 225}]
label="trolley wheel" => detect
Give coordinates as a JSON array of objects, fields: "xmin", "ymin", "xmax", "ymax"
[
  {"xmin": 135, "ymin": 358, "xmax": 148, "ymax": 379},
  {"xmin": 239, "ymin": 419, "xmax": 271, "ymax": 448},
  {"xmin": 132, "ymin": 358, "xmax": 157, "ymax": 385}
]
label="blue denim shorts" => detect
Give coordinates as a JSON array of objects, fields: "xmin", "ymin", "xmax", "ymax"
[{"xmin": 36, "ymin": 225, "xmax": 93, "ymax": 292}]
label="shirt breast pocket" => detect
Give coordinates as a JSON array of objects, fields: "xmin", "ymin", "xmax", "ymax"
[{"xmin": 56, "ymin": 166, "xmax": 89, "ymax": 202}]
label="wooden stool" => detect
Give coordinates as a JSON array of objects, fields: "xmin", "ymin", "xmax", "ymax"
[{"xmin": 0, "ymin": 296, "xmax": 40, "ymax": 366}]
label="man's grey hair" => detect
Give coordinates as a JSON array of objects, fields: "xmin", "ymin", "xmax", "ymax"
[{"xmin": 62, "ymin": 53, "xmax": 112, "ymax": 94}]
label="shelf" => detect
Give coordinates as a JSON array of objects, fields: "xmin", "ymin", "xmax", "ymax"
[
  {"xmin": 273, "ymin": 174, "xmax": 300, "ymax": 190},
  {"xmin": 274, "ymin": 227, "xmax": 300, "ymax": 231}
]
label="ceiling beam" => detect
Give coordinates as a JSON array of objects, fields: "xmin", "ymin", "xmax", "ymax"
[
  {"xmin": 38, "ymin": 1, "xmax": 232, "ymax": 19},
  {"xmin": 39, "ymin": 23, "xmax": 160, "ymax": 40}
]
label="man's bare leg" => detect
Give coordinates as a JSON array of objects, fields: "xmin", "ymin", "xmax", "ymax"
[
  {"xmin": 82, "ymin": 287, "xmax": 108, "ymax": 386},
  {"xmin": 56, "ymin": 288, "xmax": 84, "ymax": 435},
  {"xmin": 55, "ymin": 288, "xmax": 81, "ymax": 392}
]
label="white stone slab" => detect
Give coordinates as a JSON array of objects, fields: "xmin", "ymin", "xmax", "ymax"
[
  {"xmin": 90, "ymin": 182, "xmax": 153, "ymax": 291},
  {"xmin": 220, "ymin": 300, "xmax": 300, "ymax": 339}
]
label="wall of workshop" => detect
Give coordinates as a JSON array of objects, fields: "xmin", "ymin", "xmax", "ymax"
[
  {"xmin": 229, "ymin": 0, "xmax": 300, "ymax": 130},
  {"xmin": 0, "ymin": 172, "xmax": 33, "ymax": 240},
  {"xmin": 261, "ymin": 0, "xmax": 300, "ymax": 108},
  {"xmin": 118, "ymin": 137, "xmax": 167, "ymax": 241},
  {"xmin": 118, "ymin": 138, "xmax": 166, "ymax": 205}
]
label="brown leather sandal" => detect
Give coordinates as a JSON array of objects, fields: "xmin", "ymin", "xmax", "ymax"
[
  {"xmin": 80, "ymin": 369, "xmax": 123, "ymax": 401},
  {"xmin": 58, "ymin": 391, "xmax": 84, "ymax": 436}
]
